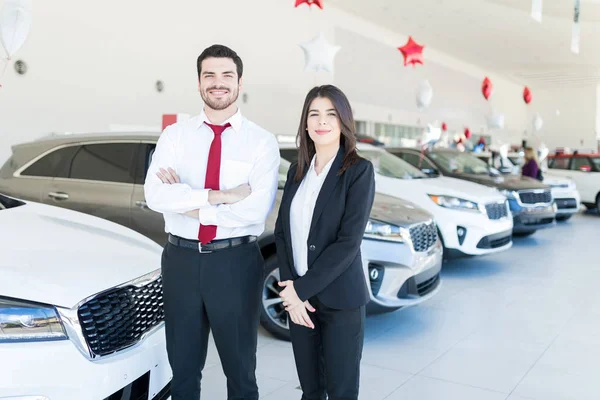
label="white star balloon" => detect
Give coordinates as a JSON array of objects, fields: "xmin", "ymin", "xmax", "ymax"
[
  {"xmin": 299, "ymin": 32, "xmax": 341, "ymax": 74},
  {"xmin": 0, "ymin": 0, "xmax": 32, "ymax": 58},
  {"xmin": 416, "ymin": 80, "xmax": 433, "ymax": 110},
  {"xmin": 486, "ymin": 113, "xmax": 505, "ymax": 130}
]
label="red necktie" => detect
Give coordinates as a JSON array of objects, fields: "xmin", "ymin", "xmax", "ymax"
[{"xmin": 198, "ymin": 122, "xmax": 231, "ymax": 244}]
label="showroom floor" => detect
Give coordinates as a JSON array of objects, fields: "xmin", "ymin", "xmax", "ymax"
[{"xmin": 200, "ymin": 210, "xmax": 599, "ymax": 400}]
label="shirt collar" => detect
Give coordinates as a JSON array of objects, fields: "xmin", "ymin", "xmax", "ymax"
[
  {"xmin": 309, "ymin": 153, "xmax": 336, "ymax": 178},
  {"xmin": 196, "ymin": 107, "xmax": 243, "ymax": 132}
]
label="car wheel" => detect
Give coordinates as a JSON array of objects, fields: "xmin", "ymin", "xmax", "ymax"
[
  {"xmin": 514, "ymin": 231, "xmax": 536, "ymax": 237},
  {"xmin": 596, "ymin": 194, "xmax": 600, "ymax": 214},
  {"xmin": 556, "ymin": 215, "xmax": 573, "ymax": 221},
  {"xmin": 259, "ymin": 254, "xmax": 291, "ymax": 341}
]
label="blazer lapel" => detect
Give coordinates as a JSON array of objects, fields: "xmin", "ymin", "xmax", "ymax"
[{"xmin": 308, "ymin": 147, "xmax": 344, "ymax": 238}]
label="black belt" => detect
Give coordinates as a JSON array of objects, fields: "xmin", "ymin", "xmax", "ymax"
[{"xmin": 168, "ymin": 234, "xmax": 257, "ymax": 253}]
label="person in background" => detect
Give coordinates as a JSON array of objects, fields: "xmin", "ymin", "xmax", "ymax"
[{"xmin": 522, "ymin": 147, "xmax": 541, "ymax": 180}]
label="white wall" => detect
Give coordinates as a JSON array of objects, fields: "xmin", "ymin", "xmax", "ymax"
[
  {"xmin": 0, "ymin": 0, "xmax": 529, "ymax": 163},
  {"xmin": 522, "ymin": 85, "xmax": 598, "ymax": 151}
]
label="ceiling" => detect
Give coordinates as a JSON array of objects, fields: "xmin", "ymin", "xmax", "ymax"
[{"xmin": 328, "ymin": 0, "xmax": 600, "ymax": 89}]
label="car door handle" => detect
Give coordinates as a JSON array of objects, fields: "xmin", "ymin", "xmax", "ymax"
[
  {"xmin": 48, "ymin": 192, "xmax": 69, "ymax": 201},
  {"xmin": 135, "ymin": 200, "xmax": 149, "ymax": 210}
]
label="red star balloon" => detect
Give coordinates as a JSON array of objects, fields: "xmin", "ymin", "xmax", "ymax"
[
  {"xmin": 398, "ymin": 36, "xmax": 425, "ymax": 67},
  {"xmin": 523, "ymin": 86, "xmax": 532, "ymax": 104},
  {"xmin": 441, "ymin": 122, "xmax": 448, "ymax": 132},
  {"xmin": 294, "ymin": 0, "xmax": 324, "ymax": 9},
  {"xmin": 482, "ymin": 77, "xmax": 493, "ymax": 100},
  {"xmin": 464, "ymin": 128, "xmax": 472, "ymax": 139}
]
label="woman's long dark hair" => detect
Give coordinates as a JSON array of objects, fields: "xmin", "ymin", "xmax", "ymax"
[{"xmin": 294, "ymin": 85, "xmax": 362, "ymax": 182}]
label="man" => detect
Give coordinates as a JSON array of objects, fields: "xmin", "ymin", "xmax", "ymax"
[{"xmin": 144, "ymin": 44, "xmax": 280, "ymax": 400}]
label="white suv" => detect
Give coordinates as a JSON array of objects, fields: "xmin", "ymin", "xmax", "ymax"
[
  {"xmin": 279, "ymin": 143, "xmax": 513, "ymax": 259},
  {"xmin": 0, "ymin": 193, "xmax": 171, "ymax": 400},
  {"xmin": 548, "ymin": 152, "xmax": 600, "ymax": 213}
]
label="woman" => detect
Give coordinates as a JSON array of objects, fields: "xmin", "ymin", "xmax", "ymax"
[
  {"xmin": 522, "ymin": 147, "xmax": 541, "ymax": 180},
  {"xmin": 274, "ymin": 85, "xmax": 375, "ymax": 400}
]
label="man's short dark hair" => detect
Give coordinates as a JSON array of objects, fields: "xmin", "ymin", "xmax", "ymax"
[{"xmin": 197, "ymin": 44, "xmax": 243, "ymax": 80}]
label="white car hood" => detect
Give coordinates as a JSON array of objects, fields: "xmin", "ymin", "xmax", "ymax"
[
  {"xmin": 0, "ymin": 200, "xmax": 163, "ymax": 308},
  {"xmin": 375, "ymin": 175, "xmax": 505, "ymax": 205}
]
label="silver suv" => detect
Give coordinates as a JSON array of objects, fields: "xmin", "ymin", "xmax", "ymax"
[{"xmin": 0, "ymin": 132, "xmax": 443, "ymax": 340}]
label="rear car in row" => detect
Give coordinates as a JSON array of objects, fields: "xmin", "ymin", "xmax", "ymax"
[{"xmin": 389, "ymin": 147, "xmax": 557, "ymax": 236}]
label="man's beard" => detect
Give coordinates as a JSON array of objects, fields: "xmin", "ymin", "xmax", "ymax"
[{"xmin": 201, "ymin": 85, "xmax": 239, "ymax": 111}]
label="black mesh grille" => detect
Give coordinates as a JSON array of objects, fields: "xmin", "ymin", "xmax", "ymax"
[
  {"xmin": 78, "ymin": 277, "xmax": 164, "ymax": 357},
  {"xmin": 485, "ymin": 202, "xmax": 508, "ymax": 220},
  {"xmin": 518, "ymin": 190, "xmax": 552, "ymax": 204},
  {"xmin": 409, "ymin": 222, "xmax": 438, "ymax": 253}
]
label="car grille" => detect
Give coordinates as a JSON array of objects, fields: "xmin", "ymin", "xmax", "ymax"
[
  {"xmin": 518, "ymin": 190, "xmax": 552, "ymax": 205},
  {"xmin": 409, "ymin": 222, "xmax": 438, "ymax": 252},
  {"xmin": 555, "ymin": 198, "xmax": 578, "ymax": 210},
  {"xmin": 78, "ymin": 277, "xmax": 164, "ymax": 357},
  {"xmin": 485, "ymin": 202, "xmax": 508, "ymax": 220}
]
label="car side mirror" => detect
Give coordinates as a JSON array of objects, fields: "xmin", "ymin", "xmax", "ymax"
[
  {"xmin": 579, "ymin": 166, "xmax": 591, "ymax": 172},
  {"xmin": 421, "ymin": 168, "xmax": 438, "ymax": 176}
]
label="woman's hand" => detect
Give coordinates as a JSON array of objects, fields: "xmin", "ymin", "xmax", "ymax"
[
  {"xmin": 287, "ymin": 301, "xmax": 315, "ymax": 329},
  {"xmin": 279, "ymin": 281, "xmax": 316, "ymax": 329}
]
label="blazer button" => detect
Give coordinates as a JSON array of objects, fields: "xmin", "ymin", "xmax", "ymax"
[{"xmin": 309, "ymin": 245, "xmax": 316, "ymax": 251}]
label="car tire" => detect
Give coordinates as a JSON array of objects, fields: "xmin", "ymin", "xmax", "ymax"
[
  {"xmin": 514, "ymin": 231, "xmax": 536, "ymax": 237},
  {"xmin": 556, "ymin": 215, "xmax": 573, "ymax": 221},
  {"xmin": 259, "ymin": 254, "xmax": 291, "ymax": 341},
  {"xmin": 596, "ymin": 194, "xmax": 600, "ymax": 214}
]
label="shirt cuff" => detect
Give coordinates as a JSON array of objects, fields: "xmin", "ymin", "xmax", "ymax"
[
  {"xmin": 191, "ymin": 189, "xmax": 211, "ymax": 208},
  {"xmin": 198, "ymin": 205, "xmax": 219, "ymax": 226}
]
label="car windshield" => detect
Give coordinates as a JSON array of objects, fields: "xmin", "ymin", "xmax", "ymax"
[
  {"xmin": 0, "ymin": 193, "xmax": 25, "ymax": 210},
  {"xmin": 429, "ymin": 152, "xmax": 491, "ymax": 175},
  {"xmin": 358, "ymin": 149, "xmax": 428, "ymax": 179}
]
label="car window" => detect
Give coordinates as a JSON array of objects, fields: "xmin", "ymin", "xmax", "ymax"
[
  {"xmin": 358, "ymin": 149, "xmax": 427, "ymax": 179},
  {"xmin": 549, "ymin": 157, "xmax": 571, "ymax": 170},
  {"xmin": 429, "ymin": 152, "xmax": 490, "ymax": 175},
  {"xmin": 280, "ymin": 149, "xmax": 298, "ymax": 163},
  {"xmin": 70, "ymin": 143, "xmax": 138, "ymax": 184},
  {"xmin": 590, "ymin": 157, "xmax": 600, "ymax": 172},
  {"xmin": 571, "ymin": 157, "xmax": 593, "ymax": 172},
  {"xmin": 395, "ymin": 151, "xmax": 435, "ymax": 170},
  {"xmin": 20, "ymin": 146, "xmax": 80, "ymax": 178}
]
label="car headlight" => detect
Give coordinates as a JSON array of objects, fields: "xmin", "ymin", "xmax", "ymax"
[
  {"xmin": 0, "ymin": 297, "xmax": 68, "ymax": 343},
  {"xmin": 365, "ymin": 219, "xmax": 411, "ymax": 243},
  {"xmin": 428, "ymin": 195, "xmax": 482, "ymax": 213},
  {"xmin": 500, "ymin": 190, "xmax": 518, "ymax": 200}
]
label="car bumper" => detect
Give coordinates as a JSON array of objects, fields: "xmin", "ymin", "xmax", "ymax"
[
  {"xmin": 361, "ymin": 237, "xmax": 443, "ymax": 313},
  {"xmin": 552, "ymin": 188, "xmax": 581, "ymax": 216},
  {"xmin": 0, "ymin": 326, "xmax": 171, "ymax": 400},
  {"xmin": 437, "ymin": 210, "xmax": 514, "ymax": 257},
  {"xmin": 510, "ymin": 201, "xmax": 557, "ymax": 232}
]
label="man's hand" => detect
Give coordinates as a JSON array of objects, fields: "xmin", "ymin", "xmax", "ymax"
[{"xmin": 156, "ymin": 168, "xmax": 180, "ymax": 184}]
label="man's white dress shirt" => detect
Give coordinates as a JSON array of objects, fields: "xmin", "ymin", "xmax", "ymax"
[
  {"xmin": 144, "ymin": 108, "xmax": 280, "ymax": 240},
  {"xmin": 290, "ymin": 154, "xmax": 336, "ymax": 277}
]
